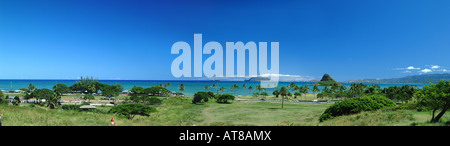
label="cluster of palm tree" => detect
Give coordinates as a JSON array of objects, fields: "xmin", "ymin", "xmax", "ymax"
[
  {"xmin": 196, "ymin": 82, "xmax": 381, "ymax": 100},
  {"xmin": 271, "ymin": 82, "xmax": 320, "ymax": 100},
  {"xmin": 164, "ymin": 83, "xmax": 171, "ymax": 88},
  {"xmin": 202, "ymin": 83, "xmax": 265, "ymax": 96},
  {"xmin": 230, "ymin": 84, "xmax": 239, "ymax": 95}
]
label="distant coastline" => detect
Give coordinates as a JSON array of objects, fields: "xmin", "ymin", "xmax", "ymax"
[{"xmin": 343, "ymin": 73, "xmax": 450, "ymax": 84}]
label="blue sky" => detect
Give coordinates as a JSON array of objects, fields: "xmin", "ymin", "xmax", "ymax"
[{"xmin": 0, "ymin": 0, "xmax": 449, "ymax": 81}]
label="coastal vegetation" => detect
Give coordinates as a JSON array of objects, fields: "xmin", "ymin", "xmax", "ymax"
[
  {"xmin": 192, "ymin": 91, "xmax": 211, "ymax": 104},
  {"xmin": 1, "ymin": 96, "xmax": 448, "ymax": 126},
  {"xmin": 318, "ymin": 95, "xmax": 396, "ymax": 122},
  {"xmin": 0, "ymin": 75, "xmax": 449, "ymax": 126},
  {"xmin": 414, "ymin": 80, "xmax": 450, "ymax": 123},
  {"xmin": 215, "ymin": 94, "xmax": 235, "ymax": 103}
]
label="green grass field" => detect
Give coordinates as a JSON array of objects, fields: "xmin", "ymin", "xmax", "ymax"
[
  {"xmin": 198, "ymin": 101, "xmax": 328, "ymax": 126},
  {"xmin": 239, "ymin": 93, "xmax": 331, "ymax": 101},
  {"xmin": 0, "ymin": 96, "xmax": 449, "ymax": 126}
]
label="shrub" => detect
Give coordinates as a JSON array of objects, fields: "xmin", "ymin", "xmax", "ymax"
[
  {"xmin": 144, "ymin": 86, "xmax": 171, "ymax": 96},
  {"xmin": 109, "ymin": 103, "xmax": 157, "ymax": 120},
  {"xmin": 400, "ymin": 102, "xmax": 419, "ymax": 110},
  {"xmin": 216, "ymin": 94, "xmax": 235, "ymax": 103},
  {"xmin": 0, "ymin": 97, "xmax": 9, "ymax": 105},
  {"xmin": 206, "ymin": 91, "xmax": 214, "ymax": 98},
  {"xmin": 12, "ymin": 96, "xmax": 21, "ymax": 106},
  {"xmin": 261, "ymin": 92, "xmax": 268, "ymax": 97},
  {"xmin": 145, "ymin": 97, "xmax": 162, "ymax": 105},
  {"xmin": 28, "ymin": 103, "xmax": 36, "ymax": 108},
  {"xmin": 319, "ymin": 95, "xmax": 396, "ymax": 122},
  {"xmin": 192, "ymin": 92, "xmax": 210, "ymax": 104}
]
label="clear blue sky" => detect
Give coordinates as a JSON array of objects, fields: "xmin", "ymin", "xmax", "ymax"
[{"xmin": 0, "ymin": 0, "xmax": 449, "ymax": 81}]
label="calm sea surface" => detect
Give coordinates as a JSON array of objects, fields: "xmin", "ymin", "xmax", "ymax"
[{"xmin": 0, "ymin": 80, "xmax": 429, "ymax": 96}]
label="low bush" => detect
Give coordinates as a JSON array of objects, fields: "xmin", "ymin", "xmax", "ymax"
[
  {"xmin": 145, "ymin": 97, "xmax": 162, "ymax": 105},
  {"xmin": 216, "ymin": 94, "xmax": 235, "ymax": 103},
  {"xmin": 400, "ymin": 102, "xmax": 418, "ymax": 110},
  {"xmin": 192, "ymin": 92, "xmax": 210, "ymax": 104},
  {"xmin": 399, "ymin": 101, "xmax": 430, "ymax": 112},
  {"xmin": 109, "ymin": 103, "xmax": 157, "ymax": 120},
  {"xmin": 0, "ymin": 97, "xmax": 9, "ymax": 105},
  {"xmin": 319, "ymin": 95, "xmax": 396, "ymax": 122}
]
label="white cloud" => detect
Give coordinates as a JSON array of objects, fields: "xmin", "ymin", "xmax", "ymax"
[
  {"xmin": 406, "ymin": 66, "xmax": 421, "ymax": 70},
  {"xmin": 259, "ymin": 73, "xmax": 315, "ymax": 82},
  {"xmin": 200, "ymin": 73, "xmax": 316, "ymax": 82},
  {"xmin": 396, "ymin": 66, "xmax": 420, "ymax": 70},
  {"xmin": 259, "ymin": 73, "xmax": 301, "ymax": 78},
  {"xmin": 431, "ymin": 65, "xmax": 441, "ymax": 69},
  {"xmin": 420, "ymin": 69, "xmax": 432, "ymax": 73},
  {"xmin": 397, "ymin": 64, "xmax": 448, "ymax": 74}
]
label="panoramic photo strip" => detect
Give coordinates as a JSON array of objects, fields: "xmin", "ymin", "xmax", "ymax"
[{"xmin": 0, "ymin": 0, "xmax": 449, "ymax": 144}]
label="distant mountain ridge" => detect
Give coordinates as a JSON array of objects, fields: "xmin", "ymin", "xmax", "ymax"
[
  {"xmin": 245, "ymin": 77, "xmax": 270, "ymax": 82},
  {"xmin": 344, "ymin": 73, "xmax": 450, "ymax": 84}
]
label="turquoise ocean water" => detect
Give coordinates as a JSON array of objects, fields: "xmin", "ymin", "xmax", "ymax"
[{"xmin": 0, "ymin": 80, "xmax": 429, "ymax": 97}]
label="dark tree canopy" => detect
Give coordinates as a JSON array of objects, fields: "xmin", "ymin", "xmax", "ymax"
[
  {"xmin": 215, "ymin": 94, "xmax": 235, "ymax": 103},
  {"xmin": 130, "ymin": 86, "xmax": 145, "ymax": 95},
  {"xmin": 192, "ymin": 91, "xmax": 211, "ymax": 104},
  {"xmin": 53, "ymin": 84, "xmax": 71, "ymax": 94},
  {"xmin": 415, "ymin": 80, "xmax": 450, "ymax": 123},
  {"xmin": 70, "ymin": 76, "xmax": 101, "ymax": 94},
  {"xmin": 144, "ymin": 86, "xmax": 171, "ymax": 96},
  {"xmin": 109, "ymin": 103, "xmax": 157, "ymax": 120},
  {"xmin": 31, "ymin": 89, "xmax": 61, "ymax": 109}
]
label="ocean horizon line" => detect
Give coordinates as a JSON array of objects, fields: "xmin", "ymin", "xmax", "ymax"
[{"xmin": 0, "ymin": 79, "xmax": 317, "ymax": 83}]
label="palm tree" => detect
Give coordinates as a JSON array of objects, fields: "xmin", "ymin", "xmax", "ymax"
[
  {"xmin": 292, "ymin": 84, "xmax": 300, "ymax": 92},
  {"xmin": 164, "ymin": 83, "xmax": 171, "ymax": 88},
  {"xmin": 230, "ymin": 86, "xmax": 235, "ymax": 95},
  {"xmin": 289, "ymin": 82, "xmax": 296, "ymax": 89},
  {"xmin": 212, "ymin": 83, "xmax": 218, "ymax": 94},
  {"xmin": 300, "ymin": 85, "xmax": 309, "ymax": 100},
  {"xmin": 28, "ymin": 83, "xmax": 35, "ymax": 92},
  {"xmin": 205, "ymin": 85, "xmax": 209, "ymax": 91},
  {"xmin": 248, "ymin": 86, "xmax": 253, "ymax": 95},
  {"xmin": 219, "ymin": 86, "xmax": 226, "ymax": 93},
  {"xmin": 179, "ymin": 84, "xmax": 185, "ymax": 93},
  {"xmin": 273, "ymin": 90, "xmax": 280, "ymax": 98},
  {"xmin": 232, "ymin": 84, "xmax": 239, "ymax": 95},
  {"xmin": 279, "ymin": 86, "xmax": 289, "ymax": 109},
  {"xmin": 312, "ymin": 85, "xmax": 320, "ymax": 98},
  {"xmin": 331, "ymin": 83, "xmax": 339, "ymax": 99},
  {"xmin": 256, "ymin": 85, "xmax": 264, "ymax": 94}
]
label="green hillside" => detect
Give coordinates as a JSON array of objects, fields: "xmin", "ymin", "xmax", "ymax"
[{"xmin": 314, "ymin": 73, "xmax": 342, "ymax": 86}]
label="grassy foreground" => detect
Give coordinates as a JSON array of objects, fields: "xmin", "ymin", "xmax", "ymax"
[{"xmin": 0, "ymin": 97, "xmax": 449, "ymax": 126}]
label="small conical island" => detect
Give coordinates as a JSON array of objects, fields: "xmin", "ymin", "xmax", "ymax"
[{"xmin": 313, "ymin": 73, "xmax": 342, "ymax": 86}]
